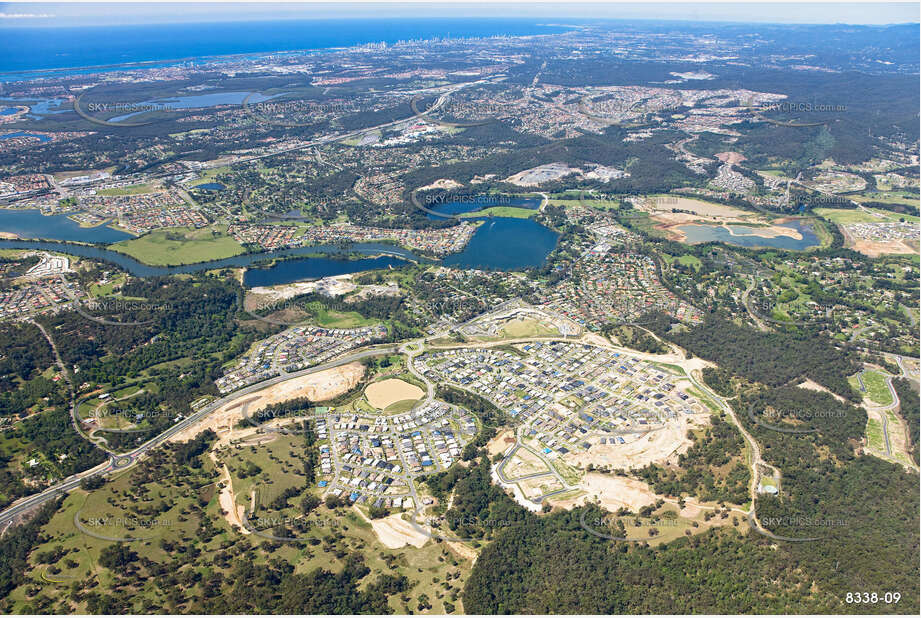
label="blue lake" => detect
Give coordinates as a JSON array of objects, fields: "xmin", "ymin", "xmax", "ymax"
[
  {"xmin": 108, "ymin": 91, "xmax": 279, "ymax": 122},
  {"xmin": 0, "ymin": 96, "xmax": 71, "ymax": 117},
  {"xmin": 195, "ymin": 182, "xmax": 225, "ymax": 191},
  {"xmin": 244, "ymin": 255, "xmax": 408, "ymax": 287},
  {"xmin": 443, "ymin": 217, "xmax": 559, "ymax": 270},
  {"xmin": 0, "ymin": 209, "xmax": 132, "ymax": 243},
  {"xmin": 677, "ymin": 220, "xmax": 820, "ymax": 250},
  {"xmin": 0, "ymin": 131, "xmax": 53, "ymax": 143},
  {"xmin": 0, "ymin": 239, "xmax": 424, "ymax": 282},
  {"xmin": 427, "ymin": 195, "xmax": 542, "ymax": 218}
]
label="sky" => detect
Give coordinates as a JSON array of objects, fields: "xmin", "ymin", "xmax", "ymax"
[{"xmin": 0, "ymin": 1, "xmax": 918, "ymax": 26}]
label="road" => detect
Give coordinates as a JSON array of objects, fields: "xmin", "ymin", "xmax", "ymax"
[
  {"xmin": 0, "ymin": 346, "xmax": 397, "ymax": 526},
  {"xmin": 741, "ymin": 276, "xmax": 769, "ymax": 332}
]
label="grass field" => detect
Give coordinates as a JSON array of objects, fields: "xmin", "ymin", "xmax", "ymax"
[
  {"xmin": 665, "ymin": 254, "xmax": 702, "ymax": 271},
  {"xmin": 849, "ymin": 370, "xmax": 893, "ymax": 406},
  {"xmin": 112, "ymin": 225, "xmax": 245, "ymax": 265},
  {"xmin": 88, "ymin": 273, "xmax": 127, "ymax": 297},
  {"xmin": 95, "ymin": 184, "xmax": 156, "ymax": 196},
  {"xmin": 384, "ymin": 398, "xmax": 421, "ymax": 414},
  {"xmin": 815, "ymin": 207, "xmax": 919, "ymax": 225},
  {"xmin": 852, "ymin": 191, "xmax": 920, "ymax": 208},
  {"xmin": 500, "ymin": 318, "xmax": 558, "ymax": 338},
  {"xmin": 303, "ymin": 301, "xmax": 378, "ymax": 328},
  {"xmin": 458, "ymin": 206, "xmax": 537, "ymax": 219},
  {"xmin": 865, "ymin": 417, "xmax": 886, "ymax": 452}
]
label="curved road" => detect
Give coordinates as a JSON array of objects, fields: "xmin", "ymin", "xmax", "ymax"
[{"xmin": 0, "ymin": 346, "xmax": 397, "ymax": 526}]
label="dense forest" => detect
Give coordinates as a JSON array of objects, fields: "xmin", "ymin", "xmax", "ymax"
[
  {"xmin": 647, "ymin": 313, "xmax": 861, "ymax": 401},
  {"xmin": 892, "ymin": 378, "xmax": 920, "ymax": 464}
]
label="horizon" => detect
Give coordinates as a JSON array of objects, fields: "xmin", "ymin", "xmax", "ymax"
[{"xmin": 0, "ymin": 1, "xmax": 918, "ymax": 27}]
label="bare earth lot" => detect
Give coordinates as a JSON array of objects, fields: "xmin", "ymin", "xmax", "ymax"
[
  {"xmin": 169, "ymin": 362, "xmax": 365, "ymax": 443},
  {"xmin": 563, "ymin": 414, "xmax": 707, "ymax": 470},
  {"xmin": 365, "ymin": 378, "xmax": 424, "ymax": 408}
]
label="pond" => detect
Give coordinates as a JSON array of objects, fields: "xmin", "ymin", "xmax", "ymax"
[
  {"xmin": 194, "ymin": 182, "xmax": 225, "ymax": 191},
  {"xmin": 676, "ymin": 220, "xmax": 820, "ymax": 250}
]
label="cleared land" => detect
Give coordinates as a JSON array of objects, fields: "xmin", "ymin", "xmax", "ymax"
[
  {"xmin": 563, "ymin": 414, "xmax": 706, "ymax": 470},
  {"xmin": 168, "ymin": 362, "xmax": 365, "ymax": 443},
  {"xmin": 504, "ymin": 448, "xmax": 551, "ymax": 479},
  {"xmin": 365, "ymin": 378, "xmax": 424, "ymax": 409},
  {"xmin": 368, "ymin": 512, "xmax": 431, "ymax": 549}
]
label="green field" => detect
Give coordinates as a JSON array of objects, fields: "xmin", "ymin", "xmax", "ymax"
[
  {"xmin": 499, "ymin": 318, "xmax": 558, "ymax": 339},
  {"xmin": 112, "ymin": 226, "xmax": 245, "ymax": 265},
  {"xmin": 88, "ymin": 273, "xmax": 127, "ymax": 297},
  {"xmin": 815, "ymin": 207, "xmax": 919, "ymax": 225},
  {"xmin": 849, "ymin": 370, "xmax": 894, "ymax": 406},
  {"xmin": 852, "ymin": 191, "xmax": 920, "ymax": 208},
  {"xmin": 865, "ymin": 417, "xmax": 885, "ymax": 452},
  {"xmin": 95, "ymin": 184, "xmax": 156, "ymax": 196},
  {"xmin": 459, "ymin": 206, "xmax": 537, "ymax": 219},
  {"xmin": 303, "ymin": 301, "xmax": 378, "ymax": 328},
  {"xmin": 665, "ymin": 254, "xmax": 702, "ymax": 271},
  {"xmin": 383, "ymin": 398, "xmax": 421, "ymax": 414}
]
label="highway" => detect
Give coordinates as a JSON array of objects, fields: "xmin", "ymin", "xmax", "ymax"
[{"xmin": 0, "ymin": 345, "xmax": 397, "ymax": 526}]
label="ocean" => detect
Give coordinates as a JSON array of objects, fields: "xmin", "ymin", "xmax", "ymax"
[{"xmin": 0, "ymin": 18, "xmax": 575, "ymax": 80}]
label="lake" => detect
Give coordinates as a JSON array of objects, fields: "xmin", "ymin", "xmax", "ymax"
[
  {"xmin": 0, "ymin": 131, "xmax": 53, "ymax": 143},
  {"xmin": 0, "ymin": 96, "xmax": 71, "ymax": 116},
  {"xmin": 195, "ymin": 182, "xmax": 225, "ymax": 191},
  {"xmin": 108, "ymin": 92, "xmax": 278, "ymax": 122},
  {"xmin": 677, "ymin": 220, "xmax": 820, "ymax": 250},
  {"xmin": 244, "ymin": 255, "xmax": 409, "ymax": 287},
  {"xmin": 0, "ymin": 209, "xmax": 132, "ymax": 243},
  {"xmin": 1, "ymin": 211, "xmax": 560, "ymax": 284},
  {"xmin": 0, "ymin": 239, "xmax": 425, "ymax": 281},
  {"xmin": 443, "ymin": 218, "xmax": 559, "ymax": 270},
  {"xmin": 427, "ymin": 195, "xmax": 542, "ymax": 218}
]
